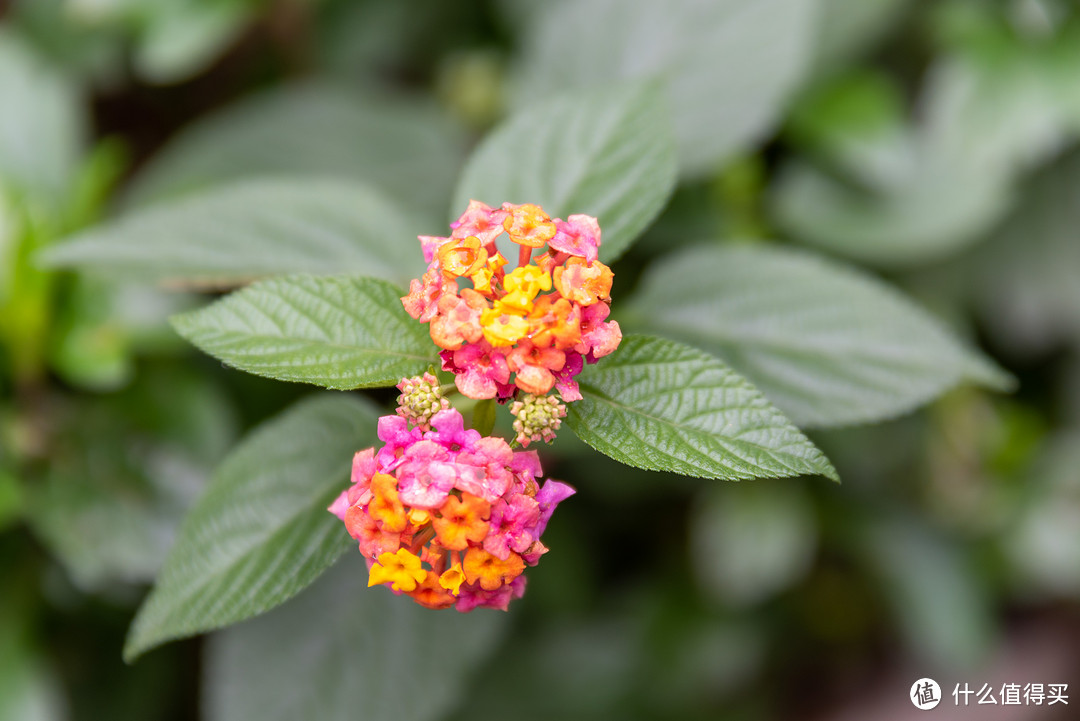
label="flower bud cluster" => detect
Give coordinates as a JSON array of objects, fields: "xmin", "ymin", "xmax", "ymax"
[
  {"xmin": 395, "ymin": 372, "xmax": 450, "ymax": 430},
  {"xmin": 510, "ymin": 394, "xmax": 567, "ymax": 447}
]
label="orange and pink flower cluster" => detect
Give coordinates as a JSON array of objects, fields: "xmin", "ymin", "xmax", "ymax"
[
  {"xmin": 402, "ymin": 201, "xmax": 622, "ymax": 402},
  {"xmin": 328, "ymin": 405, "xmax": 574, "ymax": 611}
]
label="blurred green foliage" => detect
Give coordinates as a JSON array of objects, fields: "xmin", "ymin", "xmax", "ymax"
[{"xmin": 2, "ymin": 1, "xmax": 1080, "ymax": 720}]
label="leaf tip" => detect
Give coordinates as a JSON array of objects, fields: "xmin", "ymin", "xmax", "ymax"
[
  {"xmin": 969, "ymin": 358, "xmax": 1017, "ymax": 394},
  {"xmin": 121, "ymin": 623, "xmax": 152, "ymax": 665}
]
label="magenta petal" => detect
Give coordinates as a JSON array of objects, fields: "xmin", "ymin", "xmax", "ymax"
[
  {"xmin": 509, "ymin": 449, "xmax": 543, "ymax": 480},
  {"xmin": 351, "ymin": 448, "xmax": 376, "ymax": 484},
  {"xmin": 327, "ymin": 490, "xmax": 350, "ymax": 520},
  {"xmin": 419, "ymin": 235, "xmax": 450, "ymax": 264},
  {"xmin": 427, "ymin": 409, "xmax": 482, "ymax": 450},
  {"xmin": 532, "ymin": 480, "xmax": 576, "ymax": 538},
  {"xmin": 550, "ymin": 214, "xmax": 600, "ymax": 263},
  {"xmin": 398, "ymin": 460, "xmax": 458, "ymax": 508},
  {"xmin": 377, "ymin": 415, "xmax": 421, "ymax": 450}
]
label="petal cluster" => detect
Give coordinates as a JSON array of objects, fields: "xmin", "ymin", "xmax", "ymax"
[
  {"xmin": 402, "ymin": 201, "xmax": 622, "ymax": 402},
  {"xmin": 329, "ymin": 407, "xmax": 574, "ymax": 611}
]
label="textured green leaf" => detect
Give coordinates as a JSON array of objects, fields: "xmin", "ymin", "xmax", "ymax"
[
  {"xmin": 43, "ymin": 179, "xmax": 423, "ymax": 288},
  {"xmin": 452, "ymin": 82, "xmax": 676, "ymax": 263},
  {"xmin": 565, "ymin": 335, "xmax": 838, "ymax": 481},
  {"xmin": 171, "ymin": 275, "xmax": 436, "ymax": 389},
  {"xmin": 515, "ymin": 0, "xmax": 817, "ymax": 176},
  {"xmin": 124, "ymin": 394, "xmax": 380, "ymax": 662},
  {"xmin": 203, "ymin": 555, "xmax": 507, "ymax": 721},
  {"xmin": 123, "ymin": 82, "xmax": 466, "ymax": 218},
  {"xmin": 624, "ymin": 245, "xmax": 1011, "ymax": 428}
]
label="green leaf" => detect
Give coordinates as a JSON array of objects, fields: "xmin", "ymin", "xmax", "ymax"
[
  {"xmin": 1005, "ymin": 430, "xmax": 1080, "ymax": 598},
  {"xmin": 691, "ymin": 481, "xmax": 817, "ymax": 605},
  {"xmin": 171, "ymin": 275, "xmax": 436, "ymax": 389},
  {"xmin": 775, "ymin": 16, "xmax": 1080, "ymax": 267},
  {"xmin": 0, "ymin": 468, "xmax": 20, "ymax": 532},
  {"xmin": 47, "ymin": 274, "xmax": 132, "ymax": 390},
  {"xmin": 515, "ymin": 0, "xmax": 817, "ymax": 177},
  {"xmin": 858, "ymin": 514, "xmax": 993, "ymax": 669},
  {"xmin": 972, "ymin": 148, "xmax": 1080, "ymax": 355},
  {"xmin": 770, "ymin": 157, "xmax": 1013, "ymax": 267},
  {"xmin": 565, "ymin": 335, "xmax": 838, "ymax": 482},
  {"xmin": 24, "ymin": 366, "xmax": 237, "ymax": 590},
  {"xmin": 784, "ymin": 70, "xmax": 911, "ymax": 191},
  {"xmin": 133, "ymin": 0, "xmax": 250, "ymax": 85},
  {"xmin": 0, "ymin": 29, "xmax": 83, "ymax": 200},
  {"xmin": 202, "ymin": 555, "xmax": 507, "ymax": 721},
  {"xmin": 42, "ymin": 179, "xmax": 424, "ymax": 288},
  {"xmin": 122, "ymin": 82, "xmax": 466, "ymax": 219},
  {"xmin": 812, "ymin": 0, "xmax": 911, "ymax": 72},
  {"xmin": 0, "ymin": 598, "xmax": 64, "ymax": 721},
  {"xmin": 451, "ymin": 82, "xmax": 677, "ymax": 263},
  {"xmin": 623, "ymin": 245, "xmax": 1011, "ymax": 428},
  {"xmin": 124, "ymin": 394, "xmax": 380, "ymax": 662}
]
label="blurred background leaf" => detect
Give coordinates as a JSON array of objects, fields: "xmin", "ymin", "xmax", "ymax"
[
  {"xmin": 0, "ymin": 29, "xmax": 83, "ymax": 203},
  {"xmin": 1, "ymin": 1, "xmax": 1079, "ymax": 719},
  {"xmin": 691, "ymin": 480, "xmax": 818, "ymax": 606},
  {"xmin": 202, "ymin": 554, "xmax": 508, "ymax": 721},
  {"xmin": 24, "ymin": 365, "xmax": 237, "ymax": 590},
  {"xmin": 514, "ymin": 0, "xmax": 819, "ymax": 177},
  {"xmin": 452, "ymin": 82, "xmax": 677, "ymax": 263},
  {"xmin": 121, "ymin": 82, "xmax": 468, "ymax": 222},
  {"xmin": 624, "ymin": 245, "xmax": 1011, "ymax": 427},
  {"xmin": 44, "ymin": 179, "xmax": 425, "ymax": 288}
]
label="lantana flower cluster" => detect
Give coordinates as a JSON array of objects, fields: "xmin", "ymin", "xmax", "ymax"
[
  {"xmin": 329, "ymin": 403, "xmax": 574, "ymax": 612},
  {"xmin": 402, "ymin": 200, "xmax": 622, "ymax": 403}
]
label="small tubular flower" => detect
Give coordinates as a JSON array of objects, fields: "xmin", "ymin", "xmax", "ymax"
[
  {"xmin": 550, "ymin": 214, "xmax": 601, "ymax": 264},
  {"xmin": 401, "ymin": 201, "xmax": 622, "ymax": 402},
  {"xmin": 438, "ymin": 236, "xmax": 489, "ymax": 278},
  {"xmin": 553, "ymin": 257, "xmax": 614, "ymax": 306},
  {"xmin": 330, "ymin": 403, "xmax": 574, "ymax": 611},
  {"xmin": 463, "ymin": 548, "xmax": 526, "ymax": 591},
  {"xmin": 368, "ymin": 549, "xmax": 427, "ymax": 592},
  {"xmin": 502, "ymin": 203, "xmax": 556, "ymax": 248},
  {"xmin": 432, "ymin": 493, "xmax": 491, "ymax": 550},
  {"xmin": 450, "ymin": 200, "xmax": 507, "ymax": 244}
]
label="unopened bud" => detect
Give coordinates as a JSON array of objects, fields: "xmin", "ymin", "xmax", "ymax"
[
  {"xmin": 396, "ymin": 373, "xmax": 450, "ymax": 430},
  {"xmin": 509, "ymin": 393, "xmax": 566, "ymax": 447}
]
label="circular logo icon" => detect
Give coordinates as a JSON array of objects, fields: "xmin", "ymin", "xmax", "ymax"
[{"xmin": 911, "ymin": 678, "xmax": 942, "ymax": 710}]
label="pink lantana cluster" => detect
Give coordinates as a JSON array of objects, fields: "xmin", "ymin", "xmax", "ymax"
[
  {"xmin": 329, "ymin": 406, "xmax": 574, "ymax": 611},
  {"xmin": 401, "ymin": 201, "xmax": 622, "ymax": 402}
]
